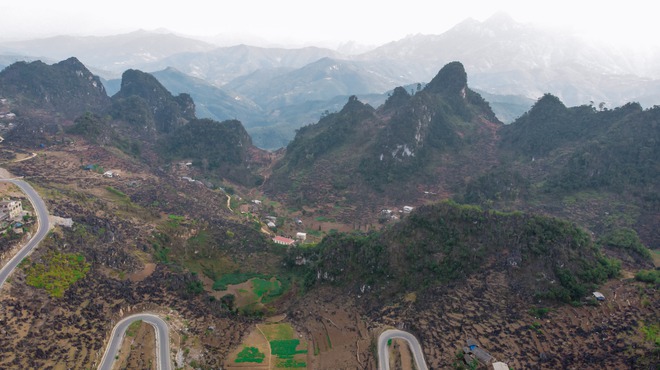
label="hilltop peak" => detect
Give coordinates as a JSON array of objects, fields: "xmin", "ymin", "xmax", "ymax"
[
  {"xmin": 383, "ymin": 86, "xmax": 412, "ymax": 109},
  {"xmin": 55, "ymin": 56, "xmax": 87, "ymax": 70},
  {"xmin": 113, "ymin": 69, "xmax": 195, "ymax": 133},
  {"xmin": 0, "ymin": 58, "xmax": 109, "ymax": 118},
  {"xmin": 529, "ymin": 93, "xmax": 567, "ymax": 116},
  {"xmin": 484, "ymin": 12, "xmax": 517, "ymax": 26},
  {"xmin": 423, "ymin": 61, "xmax": 468, "ymax": 97},
  {"xmin": 340, "ymin": 95, "xmax": 370, "ymax": 113}
]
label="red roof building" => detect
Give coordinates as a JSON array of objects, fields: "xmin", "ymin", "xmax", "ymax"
[{"xmin": 272, "ymin": 236, "xmax": 295, "ymax": 245}]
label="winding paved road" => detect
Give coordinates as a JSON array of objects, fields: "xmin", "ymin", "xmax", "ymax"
[
  {"xmin": 378, "ymin": 329, "xmax": 428, "ymax": 370},
  {"xmin": 98, "ymin": 313, "xmax": 171, "ymax": 370},
  {"xmin": 0, "ymin": 177, "xmax": 50, "ymax": 289},
  {"xmin": 0, "ymin": 172, "xmax": 172, "ymax": 369}
]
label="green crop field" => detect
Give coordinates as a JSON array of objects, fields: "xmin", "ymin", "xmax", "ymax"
[
  {"xmin": 235, "ymin": 346, "xmax": 265, "ymax": 363},
  {"xmin": 270, "ymin": 339, "xmax": 307, "ymax": 358}
]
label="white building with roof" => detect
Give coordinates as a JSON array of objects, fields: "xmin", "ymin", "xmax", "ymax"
[{"xmin": 0, "ymin": 199, "xmax": 22, "ymax": 220}]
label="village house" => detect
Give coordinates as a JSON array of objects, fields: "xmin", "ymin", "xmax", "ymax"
[
  {"xmin": 296, "ymin": 232, "xmax": 307, "ymax": 241},
  {"xmin": 272, "ymin": 236, "xmax": 295, "ymax": 246},
  {"xmin": 0, "ymin": 199, "xmax": 22, "ymax": 220},
  {"xmin": 463, "ymin": 338, "xmax": 494, "ymax": 367}
]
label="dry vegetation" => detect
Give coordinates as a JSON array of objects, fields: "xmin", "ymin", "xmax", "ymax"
[{"xmin": 0, "ymin": 134, "xmax": 657, "ymax": 369}]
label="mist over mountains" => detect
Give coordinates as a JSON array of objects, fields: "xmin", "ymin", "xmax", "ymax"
[
  {"xmin": 1, "ymin": 13, "xmax": 658, "ymax": 149},
  {"xmin": 0, "ymin": 27, "xmax": 657, "ymax": 368}
]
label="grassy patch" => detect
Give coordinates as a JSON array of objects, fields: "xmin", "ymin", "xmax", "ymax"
[
  {"xmin": 640, "ymin": 322, "xmax": 660, "ymax": 347},
  {"xmin": 126, "ymin": 320, "xmax": 142, "ymax": 337},
  {"xmin": 166, "ymin": 214, "xmax": 185, "ymax": 228},
  {"xmin": 260, "ymin": 323, "xmax": 295, "ymax": 341},
  {"xmin": 529, "ymin": 307, "xmax": 551, "ymax": 318},
  {"xmin": 235, "ymin": 346, "xmax": 265, "ymax": 363},
  {"xmin": 187, "ymin": 230, "xmax": 210, "ymax": 249},
  {"xmin": 599, "ymin": 227, "xmax": 651, "ymax": 260},
  {"xmin": 106, "ymin": 186, "xmax": 128, "ymax": 198},
  {"xmin": 252, "ymin": 278, "xmax": 283, "ymax": 299},
  {"xmin": 306, "ymin": 229, "xmax": 322, "ymax": 237},
  {"xmin": 276, "ymin": 358, "xmax": 307, "ymax": 368},
  {"xmin": 635, "ymin": 269, "xmax": 660, "ymax": 285},
  {"xmin": 183, "ymin": 257, "xmax": 237, "ymax": 281},
  {"xmin": 23, "ymin": 251, "xmax": 90, "ymax": 298},
  {"xmin": 258, "ymin": 323, "xmax": 308, "ymax": 368},
  {"xmin": 212, "ymin": 272, "xmax": 269, "ymax": 291}
]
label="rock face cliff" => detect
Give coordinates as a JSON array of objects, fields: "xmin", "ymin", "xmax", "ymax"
[
  {"xmin": 0, "ymin": 57, "xmax": 110, "ymax": 117},
  {"xmin": 267, "ymin": 61, "xmax": 501, "ymax": 209},
  {"xmin": 111, "ymin": 69, "xmax": 195, "ymax": 134}
]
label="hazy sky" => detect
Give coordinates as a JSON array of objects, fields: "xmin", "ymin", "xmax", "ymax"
[{"xmin": 1, "ymin": 0, "xmax": 657, "ymax": 48}]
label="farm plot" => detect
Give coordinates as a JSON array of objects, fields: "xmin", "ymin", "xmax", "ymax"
[
  {"xmin": 258, "ymin": 323, "xmax": 309, "ymax": 369},
  {"xmin": 225, "ymin": 328, "xmax": 270, "ymax": 369},
  {"xmin": 213, "ymin": 274, "xmax": 286, "ymax": 314}
]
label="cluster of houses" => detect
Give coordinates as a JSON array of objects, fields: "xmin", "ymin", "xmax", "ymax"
[
  {"xmin": 82, "ymin": 164, "xmax": 121, "ymax": 179},
  {"xmin": 266, "ymin": 213, "xmax": 306, "ymax": 246},
  {"xmin": 0, "ymin": 198, "xmax": 24, "ymax": 233},
  {"xmin": 243, "ymin": 199, "xmax": 309, "ymax": 246},
  {"xmin": 379, "ymin": 205, "xmax": 414, "ymax": 222}
]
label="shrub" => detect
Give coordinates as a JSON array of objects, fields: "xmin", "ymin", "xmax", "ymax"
[
  {"xmin": 635, "ymin": 270, "xmax": 660, "ymax": 285},
  {"xmin": 23, "ymin": 252, "xmax": 90, "ymax": 298}
]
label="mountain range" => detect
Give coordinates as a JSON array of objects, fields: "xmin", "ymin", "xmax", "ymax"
[
  {"xmin": 0, "ymin": 52, "xmax": 657, "ymax": 369},
  {"xmin": 1, "ymin": 13, "xmax": 658, "ymax": 149},
  {"xmin": 1, "ymin": 54, "xmax": 657, "ymax": 249}
]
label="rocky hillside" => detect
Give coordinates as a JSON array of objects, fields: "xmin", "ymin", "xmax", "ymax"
[
  {"xmin": 264, "ymin": 62, "xmax": 659, "ymax": 247},
  {"xmin": 286, "ymin": 201, "xmax": 620, "ymax": 303},
  {"xmin": 500, "ymin": 97, "xmax": 659, "ymax": 194},
  {"xmin": 107, "ymin": 69, "xmax": 268, "ymax": 186},
  {"xmin": 0, "ymin": 57, "xmax": 110, "ymax": 118},
  {"xmin": 110, "ymin": 69, "xmax": 196, "ymax": 134},
  {"xmin": 477, "ymin": 96, "xmax": 660, "ymax": 245},
  {"xmin": 0, "ymin": 57, "xmax": 267, "ymax": 188},
  {"xmin": 266, "ymin": 61, "xmax": 501, "ymax": 211},
  {"xmin": 160, "ymin": 118, "xmax": 264, "ymax": 186}
]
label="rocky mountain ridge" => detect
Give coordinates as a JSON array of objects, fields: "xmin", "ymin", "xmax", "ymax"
[{"xmin": 3, "ymin": 14, "xmax": 659, "ymax": 150}]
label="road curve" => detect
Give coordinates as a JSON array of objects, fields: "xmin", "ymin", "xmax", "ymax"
[
  {"xmin": 98, "ymin": 313, "xmax": 171, "ymax": 370},
  {"xmin": 378, "ymin": 329, "xmax": 429, "ymax": 370},
  {"xmin": 0, "ymin": 178, "xmax": 50, "ymax": 289},
  {"xmin": 0, "ymin": 175, "xmax": 171, "ymax": 369}
]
